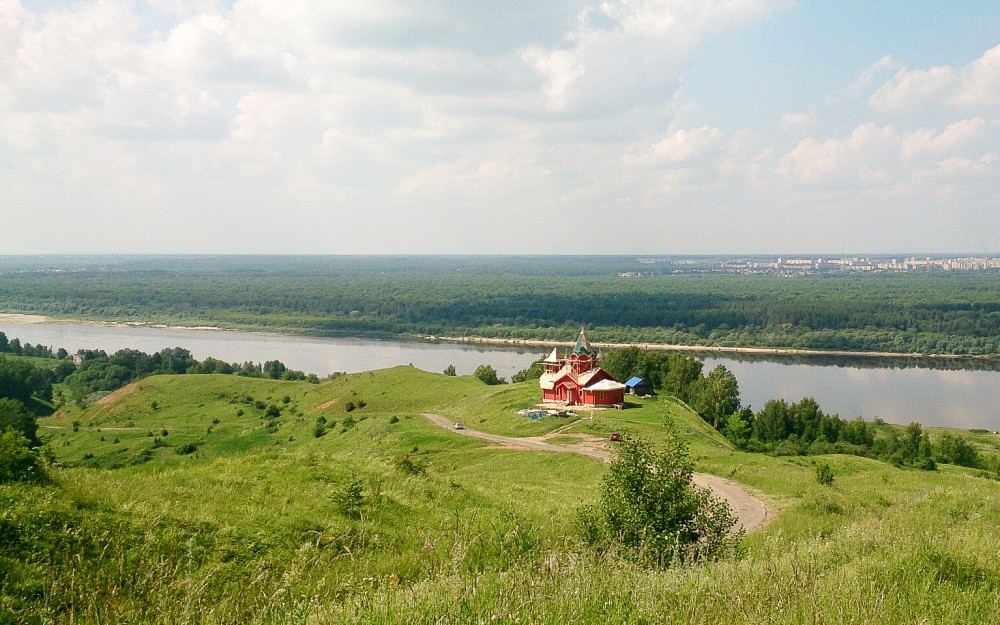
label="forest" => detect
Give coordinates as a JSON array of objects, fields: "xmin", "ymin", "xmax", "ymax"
[{"xmin": 2, "ymin": 255, "xmax": 1000, "ymax": 356}]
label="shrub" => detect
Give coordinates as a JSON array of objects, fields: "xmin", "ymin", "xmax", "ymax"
[
  {"xmin": 175, "ymin": 442, "xmax": 199, "ymax": 455},
  {"xmin": 264, "ymin": 404, "xmax": 280, "ymax": 419},
  {"xmin": 331, "ymin": 479, "xmax": 364, "ymax": 519},
  {"xmin": 816, "ymin": 462, "xmax": 835, "ymax": 486},
  {"xmin": 474, "ymin": 364, "xmax": 504, "ymax": 385},
  {"xmin": 313, "ymin": 416, "xmax": 328, "ymax": 438},
  {"xmin": 393, "ymin": 454, "xmax": 427, "ymax": 475},
  {"xmin": 577, "ymin": 431, "xmax": 741, "ymax": 567},
  {"xmin": 389, "ymin": 415, "xmax": 400, "ymax": 424},
  {"xmin": 0, "ymin": 431, "xmax": 45, "ymax": 483}
]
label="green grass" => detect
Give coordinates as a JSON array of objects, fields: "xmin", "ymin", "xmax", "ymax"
[{"xmin": 5, "ymin": 367, "xmax": 1000, "ymax": 623}]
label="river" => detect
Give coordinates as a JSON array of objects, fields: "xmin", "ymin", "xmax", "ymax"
[{"xmin": 2, "ymin": 319, "xmax": 998, "ymax": 430}]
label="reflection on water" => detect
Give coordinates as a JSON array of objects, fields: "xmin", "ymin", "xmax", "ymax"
[
  {"xmin": 703, "ymin": 356, "xmax": 1000, "ymax": 430},
  {"xmin": 3, "ymin": 321, "xmax": 998, "ymax": 430},
  {"xmin": 0, "ymin": 322, "xmax": 545, "ymax": 382}
]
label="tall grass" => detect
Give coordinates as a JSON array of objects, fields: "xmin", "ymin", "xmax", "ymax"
[{"xmin": 6, "ymin": 368, "xmax": 1000, "ymax": 623}]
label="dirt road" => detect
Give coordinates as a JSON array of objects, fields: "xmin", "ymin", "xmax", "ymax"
[{"xmin": 422, "ymin": 413, "xmax": 768, "ymax": 533}]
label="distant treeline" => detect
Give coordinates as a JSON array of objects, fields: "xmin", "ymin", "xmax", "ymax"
[{"xmin": 2, "ymin": 257, "xmax": 1000, "ymax": 356}]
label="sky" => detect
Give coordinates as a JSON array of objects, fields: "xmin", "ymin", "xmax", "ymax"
[{"xmin": 2, "ymin": 0, "xmax": 999, "ymax": 255}]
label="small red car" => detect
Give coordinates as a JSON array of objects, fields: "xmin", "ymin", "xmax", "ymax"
[{"xmin": 609, "ymin": 432, "xmax": 620, "ymax": 442}]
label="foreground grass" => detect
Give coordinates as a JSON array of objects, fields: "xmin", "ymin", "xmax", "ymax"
[{"xmin": 5, "ymin": 367, "xmax": 1000, "ymax": 623}]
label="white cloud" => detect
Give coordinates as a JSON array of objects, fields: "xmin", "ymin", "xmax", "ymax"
[
  {"xmin": 869, "ymin": 65, "xmax": 954, "ymax": 112},
  {"xmin": 623, "ymin": 125, "xmax": 722, "ymax": 166},
  {"xmin": 900, "ymin": 117, "xmax": 992, "ymax": 160},
  {"xmin": 870, "ymin": 44, "xmax": 1000, "ymax": 113},
  {"xmin": 950, "ymin": 44, "xmax": 1000, "ymax": 108},
  {"xmin": 775, "ymin": 123, "xmax": 899, "ymax": 186},
  {"xmin": 522, "ymin": 0, "xmax": 782, "ymax": 113}
]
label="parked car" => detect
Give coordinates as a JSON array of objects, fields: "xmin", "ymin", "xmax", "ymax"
[
  {"xmin": 453, "ymin": 422, "xmax": 465, "ymax": 430},
  {"xmin": 609, "ymin": 432, "xmax": 620, "ymax": 442}
]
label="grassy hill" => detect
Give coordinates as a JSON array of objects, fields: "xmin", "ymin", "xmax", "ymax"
[{"xmin": 4, "ymin": 367, "xmax": 1000, "ymax": 623}]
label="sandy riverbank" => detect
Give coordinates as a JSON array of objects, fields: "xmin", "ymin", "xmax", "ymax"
[{"xmin": 0, "ymin": 312, "xmax": 221, "ymax": 332}]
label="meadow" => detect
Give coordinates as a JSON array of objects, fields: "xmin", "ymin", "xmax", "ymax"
[{"xmin": 3, "ymin": 367, "xmax": 1000, "ymax": 623}]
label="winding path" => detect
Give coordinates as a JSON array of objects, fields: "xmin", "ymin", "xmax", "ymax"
[{"xmin": 422, "ymin": 413, "xmax": 768, "ymax": 533}]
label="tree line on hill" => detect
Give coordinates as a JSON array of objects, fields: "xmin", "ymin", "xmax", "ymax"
[
  {"xmin": 0, "ymin": 330, "xmax": 319, "ymax": 450},
  {"xmin": 592, "ymin": 346, "xmax": 997, "ymax": 474}
]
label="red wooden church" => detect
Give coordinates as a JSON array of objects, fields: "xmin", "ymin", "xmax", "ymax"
[{"xmin": 539, "ymin": 329, "xmax": 626, "ymax": 406}]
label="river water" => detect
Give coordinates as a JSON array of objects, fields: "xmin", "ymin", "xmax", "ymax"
[{"xmin": 3, "ymin": 320, "xmax": 998, "ymax": 430}]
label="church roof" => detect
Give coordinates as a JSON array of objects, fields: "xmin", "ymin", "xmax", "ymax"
[
  {"xmin": 587, "ymin": 378, "xmax": 627, "ymax": 391},
  {"xmin": 543, "ymin": 347, "xmax": 561, "ymax": 363},
  {"xmin": 571, "ymin": 328, "xmax": 594, "ymax": 356}
]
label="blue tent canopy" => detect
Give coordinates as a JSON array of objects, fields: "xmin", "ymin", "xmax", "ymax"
[{"xmin": 624, "ymin": 377, "xmax": 644, "ymax": 388}]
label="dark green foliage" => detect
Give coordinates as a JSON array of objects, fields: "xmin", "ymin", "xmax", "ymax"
[
  {"xmin": 331, "ymin": 479, "xmax": 364, "ymax": 519},
  {"xmin": 935, "ymin": 432, "xmax": 981, "ymax": 468},
  {"xmin": 0, "ymin": 431, "xmax": 45, "ymax": 483},
  {"xmin": 344, "ymin": 401, "xmax": 356, "ymax": 413},
  {"xmin": 474, "ymin": 364, "xmax": 503, "ymax": 386},
  {"xmin": 442, "ymin": 364, "xmax": 456, "ymax": 376},
  {"xmin": 0, "ymin": 398, "xmax": 39, "ymax": 447},
  {"xmin": 878, "ymin": 423, "xmax": 936, "ymax": 470},
  {"xmin": 175, "ymin": 442, "xmax": 199, "ymax": 455},
  {"xmin": 690, "ymin": 365, "xmax": 740, "ymax": 428},
  {"xmin": 393, "ymin": 454, "xmax": 428, "ymax": 476},
  {"xmin": 0, "ymin": 356, "xmax": 53, "ymax": 405},
  {"xmin": 388, "ymin": 415, "xmax": 400, "ymax": 424},
  {"xmin": 313, "ymin": 416, "xmax": 327, "ymax": 438},
  {"xmin": 511, "ymin": 359, "xmax": 544, "ymax": 383},
  {"xmin": 816, "ymin": 463, "xmax": 834, "ymax": 486},
  {"xmin": 5, "ymin": 257, "xmax": 1000, "ymax": 355},
  {"xmin": 264, "ymin": 404, "xmax": 280, "ymax": 419},
  {"xmin": 601, "ymin": 348, "xmax": 704, "ymax": 401},
  {"xmin": 577, "ymin": 433, "xmax": 741, "ymax": 567}
]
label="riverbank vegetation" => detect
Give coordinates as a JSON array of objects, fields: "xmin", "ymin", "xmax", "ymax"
[
  {"xmin": 593, "ymin": 345, "xmax": 1000, "ymax": 476},
  {"xmin": 2, "ymin": 366, "xmax": 1000, "ymax": 623},
  {"xmin": 3, "ymin": 256, "xmax": 1000, "ymax": 356}
]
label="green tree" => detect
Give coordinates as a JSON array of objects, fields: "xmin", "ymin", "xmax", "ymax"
[
  {"xmin": 0, "ymin": 431, "xmax": 45, "ymax": 483},
  {"xmin": 0, "ymin": 398, "xmax": 39, "ymax": 447},
  {"xmin": 577, "ymin": 432, "xmax": 741, "ymax": 567},
  {"xmin": 691, "ymin": 365, "xmax": 740, "ymax": 428},
  {"xmin": 474, "ymin": 364, "xmax": 504, "ymax": 385},
  {"xmin": 935, "ymin": 432, "xmax": 980, "ymax": 468},
  {"xmin": 511, "ymin": 359, "xmax": 544, "ymax": 382},
  {"xmin": 442, "ymin": 364, "xmax": 457, "ymax": 376}
]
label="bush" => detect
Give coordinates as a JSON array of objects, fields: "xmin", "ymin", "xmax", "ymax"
[
  {"xmin": 577, "ymin": 432, "xmax": 741, "ymax": 567},
  {"xmin": 313, "ymin": 416, "xmax": 328, "ymax": 438},
  {"xmin": 175, "ymin": 442, "xmax": 199, "ymax": 455},
  {"xmin": 474, "ymin": 364, "xmax": 504, "ymax": 385},
  {"xmin": 816, "ymin": 462, "xmax": 835, "ymax": 486},
  {"xmin": 0, "ymin": 398, "xmax": 39, "ymax": 447},
  {"xmin": 331, "ymin": 479, "xmax": 365, "ymax": 519},
  {"xmin": 393, "ymin": 454, "xmax": 427, "ymax": 475},
  {"xmin": 0, "ymin": 431, "xmax": 45, "ymax": 483}
]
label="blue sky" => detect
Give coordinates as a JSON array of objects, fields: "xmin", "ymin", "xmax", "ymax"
[{"xmin": 2, "ymin": 1, "xmax": 998, "ymax": 255}]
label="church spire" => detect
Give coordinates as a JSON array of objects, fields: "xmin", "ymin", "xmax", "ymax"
[{"xmin": 572, "ymin": 327, "xmax": 593, "ymax": 356}]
